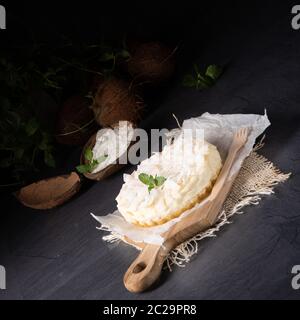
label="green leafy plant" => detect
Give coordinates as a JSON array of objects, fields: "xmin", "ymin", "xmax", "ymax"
[
  {"xmin": 0, "ymin": 56, "xmax": 58, "ymax": 185},
  {"xmin": 0, "ymin": 36, "xmax": 130, "ymax": 187},
  {"xmin": 76, "ymin": 147, "xmax": 108, "ymax": 174},
  {"xmin": 0, "ymin": 102, "xmax": 56, "ymax": 177},
  {"xmin": 183, "ymin": 64, "xmax": 223, "ymax": 90},
  {"xmin": 138, "ymin": 173, "xmax": 167, "ymax": 193}
]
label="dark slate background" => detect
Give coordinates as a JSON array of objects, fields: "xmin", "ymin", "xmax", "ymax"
[{"xmin": 0, "ymin": 0, "xmax": 300, "ymax": 300}]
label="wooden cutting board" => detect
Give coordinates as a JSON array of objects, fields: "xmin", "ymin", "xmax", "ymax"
[{"xmin": 123, "ymin": 128, "xmax": 248, "ymax": 293}]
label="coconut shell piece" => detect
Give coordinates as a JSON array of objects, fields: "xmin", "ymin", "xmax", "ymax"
[
  {"xmin": 15, "ymin": 172, "xmax": 81, "ymax": 210},
  {"xmin": 127, "ymin": 42, "xmax": 175, "ymax": 84},
  {"xmin": 92, "ymin": 78, "xmax": 143, "ymax": 128},
  {"xmin": 80, "ymin": 128, "xmax": 133, "ymax": 181}
]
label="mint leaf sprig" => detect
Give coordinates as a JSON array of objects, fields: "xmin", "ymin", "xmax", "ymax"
[
  {"xmin": 76, "ymin": 147, "xmax": 108, "ymax": 174},
  {"xmin": 138, "ymin": 173, "xmax": 167, "ymax": 193},
  {"xmin": 183, "ymin": 64, "xmax": 223, "ymax": 90}
]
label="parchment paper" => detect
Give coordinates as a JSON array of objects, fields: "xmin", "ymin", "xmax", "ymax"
[{"xmin": 91, "ymin": 111, "xmax": 270, "ymax": 245}]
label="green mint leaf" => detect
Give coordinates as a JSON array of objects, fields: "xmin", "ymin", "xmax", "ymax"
[
  {"xmin": 155, "ymin": 175, "xmax": 167, "ymax": 187},
  {"xmin": 139, "ymin": 173, "xmax": 151, "ymax": 185},
  {"xmin": 90, "ymin": 155, "xmax": 108, "ymax": 171},
  {"xmin": 183, "ymin": 63, "xmax": 223, "ymax": 90},
  {"xmin": 205, "ymin": 64, "xmax": 223, "ymax": 81},
  {"xmin": 148, "ymin": 185, "xmax": 154, "ymax": 193},
  {"xmin": 148, "ymin": 175, "xmax": 156, "ymax": 185},
  {"xmin": 139, "ymin": 173, "xmax": 166, "ymax": 192},
  {"xmin": 76, "ymin": 164, "xmax": 91, "ymax": 174},
  {"xmin": 25, "ymin": 118, "xmax": 39, "ymax": 136},
  {"xmin": 84, "ymin": 147, "xmax": 93, "ymax": 162},
  {"xmin": 89, "ymin": 160, "xmax": 99, "ymax": 172},
  {"xmin": 182, "ymin": 74, "xmax": 197, "ymax": 87},
  {"xmin": 204, "ymin": 75, "xmax": 215, "ymax": 86},
  {"xmin": 77, "ymin": 154, "xmax": 107, "ymax": 174},
  {"xmin": 197, "ymin": 74, "xmax": 214, "ymax": 88}
]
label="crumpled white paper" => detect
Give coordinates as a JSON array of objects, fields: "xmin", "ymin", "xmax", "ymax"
[{"xmin": 91, "ymin": 111, "xmax": 270, "ymax": 245}]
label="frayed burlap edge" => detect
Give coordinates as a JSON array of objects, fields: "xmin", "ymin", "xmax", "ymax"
[{"xmin": 98, "ymin": 138, "xmax": 291, "ymax": 271}]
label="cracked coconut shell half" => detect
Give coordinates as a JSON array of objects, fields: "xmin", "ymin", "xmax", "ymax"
[
  {"xmin": 15, "ymin": 172, "xmax": 81, "ymax": 210},
  {"xmin": 79, "ymin": 121, "xmax": 135, "ymax": 181}
]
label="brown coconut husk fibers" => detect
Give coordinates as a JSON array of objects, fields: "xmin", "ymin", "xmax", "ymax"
[
  {"xmin": 92, "ymin": 78, "xmax": 143, "ymax": 128},
  {"xmin": 56, "ymin": 95, "xmax": 96, "ymax": 146},
  {"xmin": 127, "ymin": 42, "xmax": 176, "ymax": 84}
]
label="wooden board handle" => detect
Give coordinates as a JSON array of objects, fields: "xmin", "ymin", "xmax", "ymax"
[
  {"xmin": 124, "ymin": 245, "xmax": 166, "ymax": 293},
  {"xmin": 123, "ymin": 204, "xmax": 213, "ymax": 293}
]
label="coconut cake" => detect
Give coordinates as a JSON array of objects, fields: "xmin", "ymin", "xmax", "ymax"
[{"xmin": 116, "ymin": 133, "xmax": 222, "ymax": 227}]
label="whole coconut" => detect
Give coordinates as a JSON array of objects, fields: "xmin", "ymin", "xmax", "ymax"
[
  {"xmin": 92, "ymin": 78, "xmax": 143, "ymax": 128},
  {"xmin": 56, "ymin": 95, "xmax": 97, "ymax": 146},
  {"xmin": 127, "ymin": 42, "xmax": 175, "ymax": 85}
]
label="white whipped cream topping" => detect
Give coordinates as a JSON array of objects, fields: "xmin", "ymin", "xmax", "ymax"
[
  {"xmin": 116, "ymin": 133, "xmax": 222, "ymax": 225},
  {"xmin": 92, "ymin": 121, "xmax": 134, "ymax": 173}
]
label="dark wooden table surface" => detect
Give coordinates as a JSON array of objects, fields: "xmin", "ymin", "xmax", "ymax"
[{"xmin": 1, "ymin": 1, "xmax": 300, "ymax": 300}]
